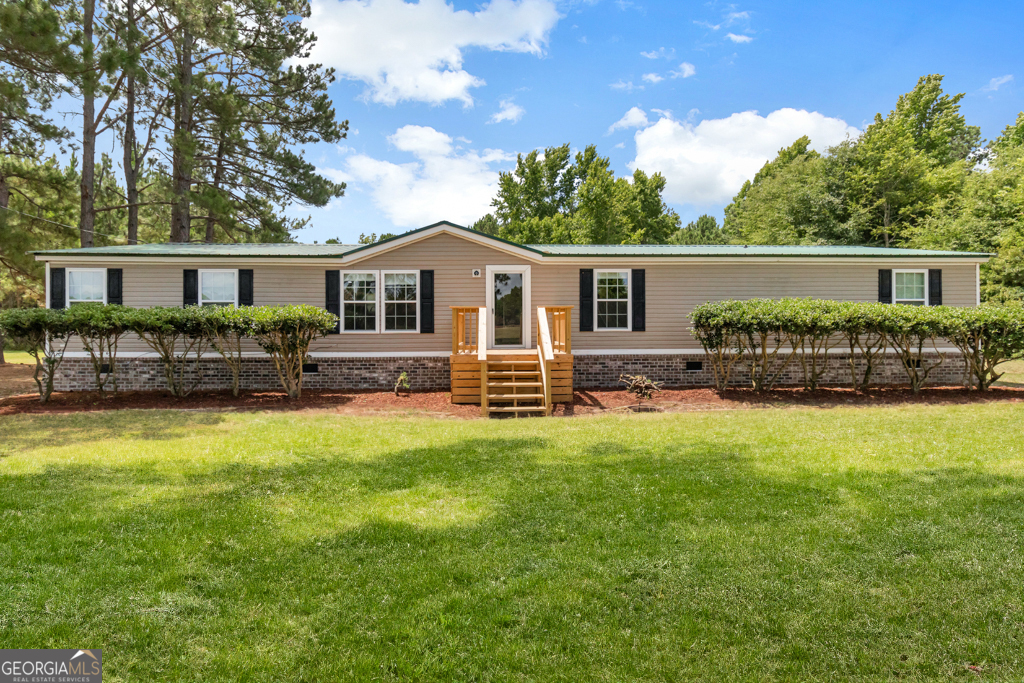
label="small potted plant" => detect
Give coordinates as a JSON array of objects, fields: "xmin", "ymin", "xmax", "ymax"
[
  {"xmin": 394, "ymin": 371, "xmax": 411, "ymax": 396},
  {"xmin": 619, "ymin": 373, "xmax": 663, "ymax": 412}
]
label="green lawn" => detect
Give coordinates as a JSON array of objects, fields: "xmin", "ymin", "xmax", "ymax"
[
  {"xmin": 1, "ymin": 406, "xmax": 1022, "ymax": 681},
  {"xmin": 1, "ymin": 350, "xmax": 34, "ymax": 364}
]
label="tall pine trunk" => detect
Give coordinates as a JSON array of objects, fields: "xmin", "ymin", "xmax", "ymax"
[
  {"xmin": 123, "ymin": 0, "xmax": 139, "ymax": 245},
  {"xmin": 79, "ymin": 0, "xmax": 96, "ymax": 247},
  {"xmin": 170, "ymin": 28, "xmax": 193, "ymax": 243},
  {"xmin": 205, "ymin": 135, "xmax": 226, "ymax": 242}
]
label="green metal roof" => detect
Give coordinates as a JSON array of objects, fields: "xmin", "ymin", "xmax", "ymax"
[
  {"xmin": 31, "ymin": 221, "xmax": 990, "ymax": 258},
  {"xmin": 529, "ymin": 244, "xmax": 989, "ymax": 257}
]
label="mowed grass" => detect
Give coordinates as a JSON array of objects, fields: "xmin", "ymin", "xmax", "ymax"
[
  {"xmin": 1, "ymin": 406, "xmax": 1023, "ymax": 682},
  {"xmin": 1, "ymin": 350, "xmax": 34, "ymax": 364}
]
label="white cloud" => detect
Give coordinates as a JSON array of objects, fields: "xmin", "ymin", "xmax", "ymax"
[
  {"xmin": 725, "ymin": 32, "xmax": 753, "ymax": 43},
  {"xmin": 642, "ymin": 72, "xmax": 664, "ymax": 84},
  {"xmin": 607, "ymin": 106, "xmax": 650, "ymax": 134},
  {"xmin": 331, "ymin": 125, "xmax": 513, "ymax": 228},
  {"xmin": 640, "ymin": 47, "xmax": 675, "ymax": 59},
  {"xmin": 670, "ymin": 62, "xmax": 696, "ymax": 78},
  {"xmin": 982, "ymin": 74, "xmax": 1013, "ymax": 92},
  {"xmin": 630, "ymin": 108, "xmax": 859, "ymax": 205},
  {"xmin": 489, "ymin": 98, "xmax": 525, "ymax": 123},
  {"xmin": 610, "ymin": 80, "xmax": 643, "ymax": 92},
  {"xmin": 301, "ymin": 0, "xmax": 560, "ymax": 106}
]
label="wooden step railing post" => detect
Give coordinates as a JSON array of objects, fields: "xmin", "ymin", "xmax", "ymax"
[{"xmin": 478, "ymin": 306, "xmax": 488, "ymax": 417}]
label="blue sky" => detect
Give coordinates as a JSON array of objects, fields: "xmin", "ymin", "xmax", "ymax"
[{"xmin": 55, "ymin": 0, "xmax": 1024, "ymax": 243}]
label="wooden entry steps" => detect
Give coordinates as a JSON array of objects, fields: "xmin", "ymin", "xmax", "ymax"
[{"xmin": 450, "ymin": 351, "xmax": 573, "ymax": 409}]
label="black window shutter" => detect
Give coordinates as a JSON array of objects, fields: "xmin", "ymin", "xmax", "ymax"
[
  {"xmin": 106, "ymin": 268, "xmax": 123, "ymax": 305},
  {"xmin": 928, "ymin": 269, "xmax": 942, "ymax": 306},
  {"xmin": 631, "ymin": 269, "xmax": 645, "ymax": 331},
  {"xmin": 420, "ymin": 269, "xmax": 434, "ymax": 333},
  {"xmin": 50, "ymin": 267, "xmax": 66, "ymax": 309},
  {"xmin": 579, "ymin": 269, "xmax": 594, "ymax": 332},
  {"xmin": 325, "ymin": 270, "xmax": 340, "ymax": 334},
  {"xmin": 238, "ymin": 269, "xmax": 254, "ymax": 306},
  {"xmin": 878, "ymin": 269, "xmax": 892, "ymax": 304},
  {"xmin": 183, "ymin": 269, "xmax": 199, "ymax": 307}
]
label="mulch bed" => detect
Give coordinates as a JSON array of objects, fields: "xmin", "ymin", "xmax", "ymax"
[{"xmin": 0, "ymin": 382, "xmax": 1022, "ymax": 417}]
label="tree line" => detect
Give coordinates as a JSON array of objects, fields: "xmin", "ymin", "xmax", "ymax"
[
  {"xmin": 0, "ymin": 0, "xmax": 345, "ymax": 305},
  {"xmin": 472, "ymin": 75, "xmax": 1024, "ymax": 305}
]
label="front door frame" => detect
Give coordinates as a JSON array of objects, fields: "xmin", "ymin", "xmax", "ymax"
[{"xmin": 485, "ymin": 265, "xmax": 531, "ymax": 349}]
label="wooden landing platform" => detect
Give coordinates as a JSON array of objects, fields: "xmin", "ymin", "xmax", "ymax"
[{"xmin": 450, "ymin": 352, "xmax": 574, "ymax": 405}]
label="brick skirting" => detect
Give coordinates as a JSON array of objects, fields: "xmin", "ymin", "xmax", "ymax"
[
  {"xmin": 52, "ymin": 351, "xmax": 969, "ymax": 393},
  {"xmin": 53, "ymin": 356, "xmax": 451, "ymax": 392},
  {"xmin": 573, "ymin": 352, "xmax": 968, "ymax": 389}
]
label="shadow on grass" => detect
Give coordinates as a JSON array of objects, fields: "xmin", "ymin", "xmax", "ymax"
[
  {"xmin": 2, "ymin": 431, "xmax": 1023, "ymax": 680},
  {"xmin": 0, "ymin": 410, "xmax": 228, "ymax": 454}
]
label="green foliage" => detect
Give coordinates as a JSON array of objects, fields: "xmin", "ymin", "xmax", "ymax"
[
  {"xmin": 723, "ymin": 74, "xmax": 989, "ymax": 253},
  {"xmin": 669, "ymin": 214, "xmax": 729, "ymax": 245},
  {"xmin": 935, "ymin": 305, "xmax": 1024, "ymax": 390},
  {"xmin": 246, "ymin": 304, "xmax": 337, "ymax": 398},
  {"xmin": 64, "ymin": 303, "xmax": 132, "ymax": 394},
  {"xmin": 125, "ymin": 306, "xmax": 214, "ymax": 397},
  {"xmin": 394, "ymin": 371, "xmax": 411, "ymax": 396},
  {"xmin": 691, "ymin": 299, "xmax": 1024, "ymax": 393},
  {"xmin": 0, "ymin": 306, "xmax": 72, "ymax": 402},
  {"xmin": 357, "ymin": 232, "xmax": 398, "ymax": 245},
  {"xmin": 491, "ymin": 144, "xmax": 680, "ymax": 245}
]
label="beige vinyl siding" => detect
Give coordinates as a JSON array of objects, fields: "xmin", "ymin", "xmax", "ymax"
[{"xmin": 50, "ymin": 233, "xmax": 980, "ymax": 355}]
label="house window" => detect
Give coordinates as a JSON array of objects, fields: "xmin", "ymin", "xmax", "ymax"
[
  {"xmin": 67, "ymin": 269, "xmax": 106, "ymax": 304},
  {"xmin": 343, "ymin": 272, "xmax": 377, "ymax": 331},
  {"xmin": 199, "ymin": 270, "xmax": 237, "ymax": 307},
  {"xmin": 383, "ymin": 271, "xmax": 418, "ymax": 332},
  {"xmin": 894, "ymin": 270, "xmax": 927, "ymax": 306},
  {"xmin": 596, "ymin": 270, "xmax": 630, "ymax": 330}
]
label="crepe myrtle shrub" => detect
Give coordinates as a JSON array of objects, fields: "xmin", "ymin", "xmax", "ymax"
[
  {"xmin": 247, "ymin": 305, "xmax": 338, "ymax": 399},
  {"xmin": 126, "ymin": 306, "xmax": 214, "ymax": 398},
  {"xmin": 206, "ymin": 305, "xmax": 252, "ymax": 397},
  {"xmin": 689, "ymin": 300, "xmax": 748, "ymax": 390},
  {"xmin": 64, "ymin": 303, "xmax": 132, "ymax": 395},
  {"xmin": 834, "ymin": 302, "xmax": 890, "ymax": 391},
  {"xmin": 873, "ymin": 304, "xmax": 947, "ymax": 394},
  {"xmin": 936, "ymin": 305, "xmax": 1024, "ymax": 391},
  {"xmin": 731, "ymin": 299, "xmax": 805, "ymax": 392},
  {"xmin": 786, "ymin": 299, "xmax": 847, "ymax": 391},
  {"xmin": 0, "ymin": 307, "xmax": 73, "ymax": 403}
]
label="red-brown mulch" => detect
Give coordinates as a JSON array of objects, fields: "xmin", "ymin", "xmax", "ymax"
[
  {"xmin": 555, "ymin": 385, "xmax": 1024, "ymax": 416},
  {"xmin": 0, "ymin": 383, "xmax": 1022, "ymax": 418}
]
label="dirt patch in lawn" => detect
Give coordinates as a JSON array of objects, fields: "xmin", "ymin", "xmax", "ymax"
[
  {"xmin": 1, "ymin": 381, "xmax": 1022, "ymax": 417},
  {"xmin": 0, "ymin": 362, "xmax": 37, "ymax": 400}
]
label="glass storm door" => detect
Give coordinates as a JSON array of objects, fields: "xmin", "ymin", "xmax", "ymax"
[{"xmin": 487, "ymin": 267, "xmax": 530, "ymax": 348}]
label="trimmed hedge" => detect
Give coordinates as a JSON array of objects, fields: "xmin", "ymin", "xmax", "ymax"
[
  {"xmin": 691, "ymin": 299, "xmax": 1024, "ymax": 392},
  {"xmin": 0, "ymin": 304, "xmax": 339, "ymax": 401}
]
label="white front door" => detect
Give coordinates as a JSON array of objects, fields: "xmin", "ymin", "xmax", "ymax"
[{"xmin": 486, "ymin": 265, "xmax": 531, "ymax": 349}]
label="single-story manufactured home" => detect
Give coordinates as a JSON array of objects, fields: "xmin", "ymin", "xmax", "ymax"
[{"xmin": 33, "ymin": 220, "xmax": 989, "ymax": 414}]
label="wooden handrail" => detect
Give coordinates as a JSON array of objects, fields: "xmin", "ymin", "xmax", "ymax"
[
  {"xmin": 451, "ymin": 306, "xmax": 484, "ymax": 355},
  {"xmin": 476, "ymin": 307, "xmax": 487, "ymax": 362},
  {"xmin": 542, "ymin": 306, "xmax": 573, "ymax": 355},
  {"xmin": 537, "ymin": 307, "xmax": 553, "ymax": 415},
  {"xmin": 537, "ymin": 307, "xmax": 554, "ymax": 362}
]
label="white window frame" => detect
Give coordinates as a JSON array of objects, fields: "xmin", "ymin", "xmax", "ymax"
[
  {"xmin": 485, "ymin": 265, "xmax": 532, "ymax": 349},
  {"xmin": 340, "ymin": 270, "xmax": 379, "ymax": 334},
  {"xmin": 893, "ymin": 269, "xmax": 929, "ymax": 306},
  {"xmin": 198, "ymin": 269, "xmax": 239, "ymax": 307},
  {"xmin": 381, "ymin": 270, "xmax": 419, "ymax": 334},
  {"xmin": 594, "ymin": 269, "xmax": 631, "ymax": 331},
  {"xmin": 66, "ymin": 268, "xmax": 107, "ymax": 305}
]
